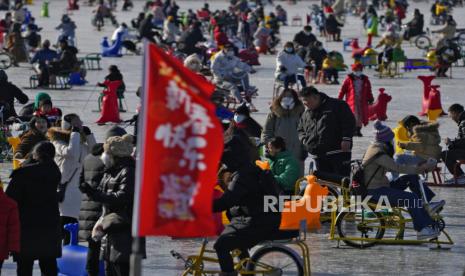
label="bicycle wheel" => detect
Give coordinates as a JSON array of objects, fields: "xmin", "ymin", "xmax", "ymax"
[
  {"xmin": 336, "ymin": 210, "xmax": 385, "ymax": 248},
  {"xmin": 247, "ymin": 246, "xmax": 303, "ymax": 275},
  {"xmin": 0, "ymin": 53, "xmax": 12, "ymax": 70},
  {"xmin": 415, "ymin": 35, "xmax": 432, "ymax": 50}
]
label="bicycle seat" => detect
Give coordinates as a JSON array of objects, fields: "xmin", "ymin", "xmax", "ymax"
[
  {"xmin": 269, "ymin": 230, "xmax": 299, "ymax": 241},
  {"xmin": 313, "ymin": 170, "xmax": 346, "ymax": 184}
]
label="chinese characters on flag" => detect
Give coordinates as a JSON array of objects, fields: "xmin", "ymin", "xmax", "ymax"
[{"xmin": 134, "ymin": 43, "xmax": 223, "ymax": 237}]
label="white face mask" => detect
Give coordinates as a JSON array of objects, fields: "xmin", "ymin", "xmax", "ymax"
[
  {"xmin": 280, "ymin": 96, "xmax": 295, "ymax": 110},
  {"xmin": 234, "ymin": 114, "xmax": 247, "ymax": 123},
  {"xmin": 101, "ymin": 152, "xmax": 114, "ymax": 168},
  {"xmin": 353, "ymin": 71, "xmax": 363, "ymax": 77},
  {"xmin": 226, "ymin": 50, "xmax": 235, "ymax": 57}
]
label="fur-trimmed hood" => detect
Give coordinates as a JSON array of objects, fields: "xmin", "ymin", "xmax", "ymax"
[
  {"xmin": 412, "ymin": 122, "xmax": 439, "ymax": 133},
  {"xmin": 270, "ymin": 100, "xmax": 305, "ymax": 118},
  {"xmin": 47, "ymin": 127, "xmax": 71, "ymax": 143}
]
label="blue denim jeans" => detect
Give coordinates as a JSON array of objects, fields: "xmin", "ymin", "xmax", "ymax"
[
  {"xmin": 284, "ymin": 74, "xmax": 306, "ymax": 89},
  {"xmin": 389, "ymin": 154, "xmax": 425, "ymax": 180},
  {"xmin": 368, "ymin": 175, "xmax": 434, "ymax": 231}
]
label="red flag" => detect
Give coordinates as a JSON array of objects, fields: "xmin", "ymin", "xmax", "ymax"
[{"xmin": 133, "ymin": 42, "xmax": 223, "ymax": 237}]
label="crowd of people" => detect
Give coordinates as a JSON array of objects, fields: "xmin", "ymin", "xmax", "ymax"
[{"xmin": 0, "ymin": 0, "xmax": 464, "ymax": 275}]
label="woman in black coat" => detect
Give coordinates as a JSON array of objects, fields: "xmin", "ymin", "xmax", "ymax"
[
  {"xmin": 80, "ymin": 134, "xmax": 136, "ymax": 276},
  {"xmin": 6, "ymin": 141, "xmax": 62, "ymax": 276}
]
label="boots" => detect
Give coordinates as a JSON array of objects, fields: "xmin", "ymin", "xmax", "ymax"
[{"xmin": 219, "ymin": 272, "xmax": 238, "ymax": 276}]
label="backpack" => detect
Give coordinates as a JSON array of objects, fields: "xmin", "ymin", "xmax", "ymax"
[{"xmin": 350, "ymin": 152, "xmax": 384, "ymax": 197}]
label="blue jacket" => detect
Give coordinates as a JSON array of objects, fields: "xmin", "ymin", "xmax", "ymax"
[{"xmin": 30, "ymin": 48, "xmax": 59, "ymax": 65}]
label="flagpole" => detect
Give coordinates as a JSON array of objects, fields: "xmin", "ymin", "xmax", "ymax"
[{"xmin": 130, "ymin": 39, "xmax": 149, "ymax": 276}]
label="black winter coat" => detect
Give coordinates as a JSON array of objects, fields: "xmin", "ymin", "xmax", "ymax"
[
  {"xmin": 78, "ymin": 151, "xmax": 105, "ymax": 241},
  {"xmin": 293, "ymin": 31, "xmax": 317, "ymax": 48},
  {"xmin": 0, "ymin": 81, "xmax": 28, "ymax": 119},
  {"xmin": 179, "ymin": 27, "xmax": 205, "ymax": 55},
  {"xmin": 325, "ymin": 17, "xmax": 343, "ymax": 33},
  {"xmin": 213, "ymin": 164, "xmax": 281, "ymax": 230},
  {"xmin": 6, "ymin": 160, "xmax": 62, "ymax": 259},
  {"xmin": 298, "ymin": 93, "xmax": 355, "ymax": 157},
  {"xmin": 451, "ymin": 112, "xmax": 465, "ymax": 150},
  {"xmin": 88, "ymin": 157, "xmax": 135, "ymax": 263}
]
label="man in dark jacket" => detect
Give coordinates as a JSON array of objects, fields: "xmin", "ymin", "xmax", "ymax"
[
  {"xmin": 138, "ymin": 14, "xmax": 157, "ymax": 43},
  {"xmin": 293, "ymin": 25, "xmax": 317, "ymax": 49},
  {"xmin": 213, "ymin": 134, "xmax": 281, "ymax": 274},
  {"xmin": 78, "ymin": 126, "xmax": 127, "ymax": 276},
  {"xmin": 50, "ymin": 39, "xmax": 78, "ymax": 74},
  {"xmin": 306, "ymin": 41, "xmax": 327, "ymax": 82},
  {"xmin": 442, "ymin": 103, "xmax": 465, "ymax": 184},
  {"xmin": 178, "ymin": 22, "xmax": 206, "ymax": 56},
  {"xmin": 293, "ymin": 25, "xmax": 317, "ymax": 60},
  {"xmin": 6, "ymin": 141, "xmax": 62, "ymax": 275},
  {"xmin": 298, "ymin": 86, "xmax": 355, "ymax": 176},
  {"xmin": 0, "ymin": 70, "xmax": 29, "ymax": 119}
]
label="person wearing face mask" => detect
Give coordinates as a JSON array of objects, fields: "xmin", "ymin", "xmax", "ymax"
[
  {"xmin": 338, "ymin": 63, "xmax": 374, "ymax": 137},
  {"xmin": 275, "ymin": 41, "xmax": 307, "ymax": 89},
  {"xmin": 48, "ymin": 114, "xmax": 96, "ymax": 245},
  {"xmin": 293, "ymin": 25, "xmax": 317, "ymax": 59},
  {"xmin": 80, "ymin": 134, "xmax": 139, "ymax": 276},
  {"xmin": 233, "ymin": 102, "xmax": 262, "ymax": 139},
  {"xmin": 362, "ymin": 121, "xmax": 445, "ymax": 240},
  {"xmin": 211, "ymin": 44, "xmax": 257, "ymax": 103},
  {"xmin": 263, "ymin": 137, "xmax": 300, "ymax": 195},
  {"xmin": 298, "ymin": 86, "xmax": 355, "ymax": 176},
  {"xmin": 78, "ymin": 126, "xmax": 127, "ymax": 276},
  {"xmin": 14, "ymin": 116, "xmax": 49, "ymax": 160},
  {"xmin": 262, "ymin": 89, "xmax": 305, "ymax": 175}
]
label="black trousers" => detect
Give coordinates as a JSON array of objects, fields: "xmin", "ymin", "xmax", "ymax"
[
  {"xmin": 61, "ymin": 216, "xmax": 78, "ymax": 245},
  {"xmin": 86, "ymin": 239, "xmax": 101, "ymax": 276},
  {"xmin": 17, "ymin": 256, "xmax": 57, "ymax": 276},
  {"xmin": 105, "ymin": 262, "xmax": 129, "ymax": 276},
  {"xmin": 315, "ymin": 152, "xmax": 351, "ymax": 177},
  {"xmin": 442, "ymin": 149, "xmax": 465, "ymax": 176}
]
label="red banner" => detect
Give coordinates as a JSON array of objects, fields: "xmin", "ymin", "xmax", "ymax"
[{"xmin": 134, "ymin": 43, "xmax": 223, "ymax": 237}]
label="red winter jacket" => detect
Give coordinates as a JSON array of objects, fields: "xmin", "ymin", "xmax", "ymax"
[
  {"xmin": 0, "ymin": 189, "xmax": 20, "ymax": 260},
  {"xmin": 338, "ymin": 74, "xmax": 374, "ymax": 126},
  {"xmin": 214, "ymin": 27, "xmax": 229, "ymax": 48}
]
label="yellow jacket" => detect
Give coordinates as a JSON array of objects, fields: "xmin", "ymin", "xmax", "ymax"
[{"xmin": 393, "ymin": 122, "xmax": 412, "ymax": 155}]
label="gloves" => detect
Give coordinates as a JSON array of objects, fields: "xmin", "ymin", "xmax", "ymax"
[
  {"xmin": 10, "ymin": 251, "xmax": 19, "ymax": 262},
  {"xmin": 71, "ymin": 126, "xmax": 80, "ymax": 133},
  {"xmin": 255, "ymin": 160, "xmax": 270, "ymax": 170},
  {"xmin": 56, "ymin": 183, "xmax": 67, "ymax": 203},
  {"xmin": 279, "ymin": 65, "xmax": 287, "ymax": 72},
  {"xmin": 82, "ymin": 126, "xmax": 92, "ymax": 136},
  {"xmin": 79, "ymin": 182, "xmax": 93, "ymax": 194}
]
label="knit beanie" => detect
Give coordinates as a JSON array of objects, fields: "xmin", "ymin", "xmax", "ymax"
[
  {"xmin": 34, "ymin": 92, "xmax": 51, "ymax": 110},
  {"xmin": 373, "ymin": 120, "xmax": 394, "ymax": 143},
  {"xmin": 104, "ymin": 134, "xmax": 134, "ymax": 157}
]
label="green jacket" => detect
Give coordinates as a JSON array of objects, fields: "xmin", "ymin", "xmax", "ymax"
[{"xmin": 267, "ymin": 151, "xmax": 300, "ymax": 192}]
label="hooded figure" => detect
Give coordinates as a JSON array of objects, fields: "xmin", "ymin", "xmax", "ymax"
[
  {"xmin": 233, "ymin": 103, "xmax": 262, "ymax": 138},
  {"xmin": 213, "ymin": 134, "xmax": 281, "ymax": 273},
  {"xmin": 14, "ymin": 115, "xmax": 48, "ymax": 160},
  {"xmin": 80, "ymin": 134, "xmax": 137, "ymax": 275},
  {"xmin": 48, "ymin": 114, "xmax": 96, "ymax": 244},
  {"xmin": 338, "ymin": 63, "xmax": 374, "ymax": 136},
  {"xmin": 78, "ymin": 126, "xmax": 127, "ymax": 276}
]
